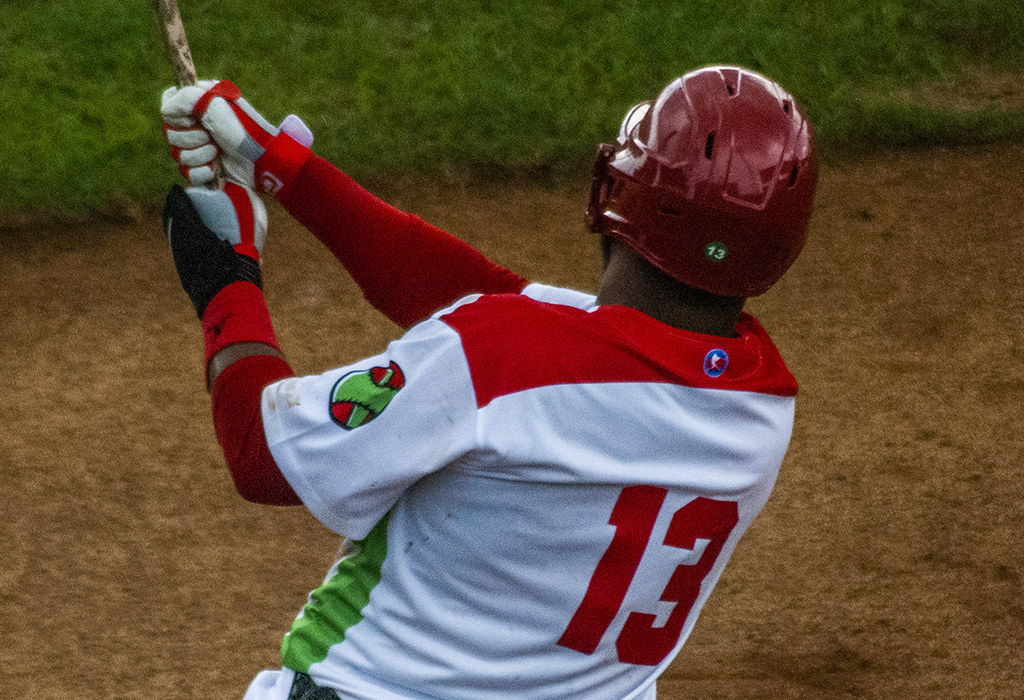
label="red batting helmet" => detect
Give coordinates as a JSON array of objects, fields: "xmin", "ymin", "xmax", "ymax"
[{"xmin": 586, "ymin": 66, "xmax": 818, "ymax": 297}]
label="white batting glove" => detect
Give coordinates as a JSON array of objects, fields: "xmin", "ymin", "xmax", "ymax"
[
  {"xmin": 161, "ymin": 80, "xmax": 314, "ymax": 192},
  {"xmin": 162, "ymin": 80, "xmax": 219, "ymax": 185},
  {"xmin": 182, "ymin": 181, "xmax": 268, "ymax": 261}
]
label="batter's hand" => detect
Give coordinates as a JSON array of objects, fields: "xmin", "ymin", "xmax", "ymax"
[
  {"xmin": 161, "ymin": 80, "xmax": 313, "ymax": 192},
  {"xmin": 164, "ymin": 181, "xmax": 267, "ymax": 318},
  {"xmin": 182, "ymin": 180, "xmax": 268, "ymax": 260}
]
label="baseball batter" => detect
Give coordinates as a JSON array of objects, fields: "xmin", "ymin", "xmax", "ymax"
[{"xmin": 159, "ymin": 66, "xmax": 818, "ymax": 699}]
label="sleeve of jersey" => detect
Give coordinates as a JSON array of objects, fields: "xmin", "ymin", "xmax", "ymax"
[
  {"xmin": 260, "ymin": 140, "xmax": 528, "ymax": 329},
  {"xmin": 211, "ymin": 354, "xmax": 302, "ymax": 506},
  {"xmin": 259, "ymin": 316, "xmax": 480, "ymax": 540}
]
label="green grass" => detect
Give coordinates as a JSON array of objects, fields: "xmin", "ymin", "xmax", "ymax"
[{"xmin": 1, "ymin": 0, "xmax": 1022, "ymax": 216}]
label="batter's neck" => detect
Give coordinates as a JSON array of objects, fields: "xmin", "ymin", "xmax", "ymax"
[{"xmin": 596, "ymin": 240, "xmax": 745, "ymax": 338}]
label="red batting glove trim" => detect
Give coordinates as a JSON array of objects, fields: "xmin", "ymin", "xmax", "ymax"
[
  {"xmin": 222, "ymin": 182, "xmax": 260, "ymax": 260},
  {"xmin": 230, "ymin": 102, "xmax": 275, "ymax": 149},
  {"xmin": 192, "ymin": 80, "xmax": 243, "ymax": 118},
  {"xmin": 200, "ymin": 281, "xmax": 280, "ymax": 370},
  {"xmin": 255, "ymin": 132, "xmax": 313, "ymax": 197}
]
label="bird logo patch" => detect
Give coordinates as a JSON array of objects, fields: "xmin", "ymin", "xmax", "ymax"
[
  {"xmin": 703, "ymin": 349, "xmax": 729, "ymax": 378},
  {"xmin": 329, "ymin": 361, "xmax": 406, "ymax": 430}
]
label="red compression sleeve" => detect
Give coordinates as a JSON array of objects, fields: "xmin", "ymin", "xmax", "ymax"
[
  {"xmin": 211, "ymin": 354, "xmax": 301, "ymax": 506},
  {"xmin": 200, "ymin": 281, "xmax": 299, "ymax": 505},
  {"xmin": 201, "ymin": 281, "xmax": 281, "ymax": 372},
  {"xmin": 264, "ymin": 148, "xmax": 528, "ymax": 328}
]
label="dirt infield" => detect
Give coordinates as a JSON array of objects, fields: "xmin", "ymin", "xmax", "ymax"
[{"xmin": 2, "ymin": 144, "xmax": 1022, "ymax": 699}]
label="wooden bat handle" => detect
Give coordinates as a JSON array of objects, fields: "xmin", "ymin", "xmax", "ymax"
[
  {"xmin": 152, "ymin": 0, "xmax": 225, "ymax": 188},
  {"xmin": 152, "ymin": 0, "xmax": 198, "ymax": 87}
]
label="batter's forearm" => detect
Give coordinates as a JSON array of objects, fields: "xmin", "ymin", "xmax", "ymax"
[
  {"xmin": 277, "ymin": 156, "xmax": 528, "ymax": 328},
  {"xmin": 198, "ymin": 285, "xmax": 300, "ymax": 505}
]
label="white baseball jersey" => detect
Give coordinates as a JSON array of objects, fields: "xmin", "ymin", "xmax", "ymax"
[{"xmin": 246, "ymin": 283, "xmax": 797, "ymax": 700}]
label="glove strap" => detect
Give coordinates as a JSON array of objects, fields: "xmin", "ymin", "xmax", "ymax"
[
  {"xmin": 192, "ymin": 80, "xmax": 243, "ymax": 118},
  {"xmin": 256, "ymin": 133, "xmax": 314, "ymax": 196}
]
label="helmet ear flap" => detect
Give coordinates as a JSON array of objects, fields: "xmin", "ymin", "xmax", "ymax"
[{"xmin": 586, "ymin": 143, "xmax": 616, "ymax": 233}]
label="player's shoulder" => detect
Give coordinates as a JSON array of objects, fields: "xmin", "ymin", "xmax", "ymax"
[{"xmin": 436, "ymin": 287, "xmax": 797, "ymax": 401}]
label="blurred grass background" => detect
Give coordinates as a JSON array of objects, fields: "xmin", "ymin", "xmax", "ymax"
[{"xmin": 1, "ymin": 0, "xmax": 1022, "ymax": 217}]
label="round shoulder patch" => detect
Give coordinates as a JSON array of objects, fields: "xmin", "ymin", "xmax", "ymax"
[
  {"xmin": 330, "ymin": 361, "xmax": 405, "ymax": 430},
  {"xmin": 703, "ymin": 349, "xmax": 729, "ymax": 378}
]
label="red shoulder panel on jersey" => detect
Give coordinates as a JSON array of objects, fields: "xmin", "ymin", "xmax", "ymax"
[{"xmin": 440, "ymin": 294, "xmax": 797, "ymax": 408}]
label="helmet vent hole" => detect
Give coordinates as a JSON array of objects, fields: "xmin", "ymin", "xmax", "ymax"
[
  {"xmin": 704, "ymin": 132, "xmax": 716, "ymax": 159},
  {"xmin": 661, "ymin": 207, "xmax": 684, "ymax": 217},
  {"xmin": 789, "ymin": 164, "xmax": 800, "ymax": 186},
  {"xmin": 783, "ymin": 100, "xmax": 792, "ymax": 114},
  {"xmin": 726, "ymin": 83, "xmax": 736, "ymax": 96}
]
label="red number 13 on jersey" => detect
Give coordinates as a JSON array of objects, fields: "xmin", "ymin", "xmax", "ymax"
[{"xmin": 558, "ymin": 485, "xmax": 739, "ymax": 666}]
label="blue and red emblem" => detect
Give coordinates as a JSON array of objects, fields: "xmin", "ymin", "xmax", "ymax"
[{"xmin": 703, "ymin": 349, "xmax": 729, "ymax": 378}]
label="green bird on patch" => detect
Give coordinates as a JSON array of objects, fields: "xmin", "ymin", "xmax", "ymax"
[{"xmin": 329, "ymin": 361, "xmax": 406, "ymax": 430}]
